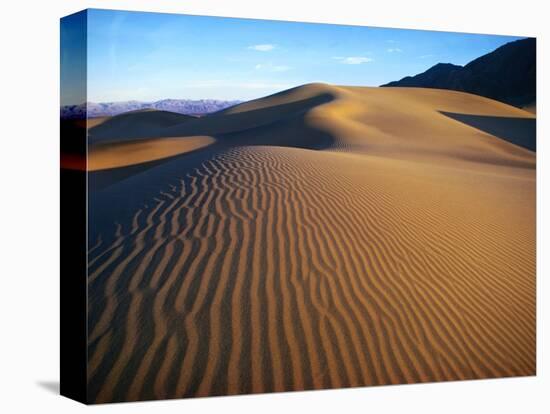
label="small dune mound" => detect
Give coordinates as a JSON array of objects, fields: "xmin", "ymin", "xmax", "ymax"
[{"xmin": 89, "ymin": 109, "xmax": 196, "ymax": 143}]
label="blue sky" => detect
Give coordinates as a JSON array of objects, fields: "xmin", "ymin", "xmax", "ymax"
[{"xmin": 71, "ymin": 9, "xmax": 523, "ymax": 103}]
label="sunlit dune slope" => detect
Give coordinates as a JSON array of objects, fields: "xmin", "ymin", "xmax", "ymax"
[
  {"xmin": 86, "ymin": 83, "xmax": 536, "ymax": 403},
  {"xmin": 88, "ymin": 136, "xmax": 215, "ymax": 170}
]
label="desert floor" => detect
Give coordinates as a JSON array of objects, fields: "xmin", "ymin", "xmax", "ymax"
[{"xmin": 85, "ymin": 84, "xmax": 536, "ymax": 403}]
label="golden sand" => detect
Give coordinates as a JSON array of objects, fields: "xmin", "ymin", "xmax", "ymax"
[{"xmin": 88, "ymin": 136, "xmax": 215, "ymax": 170}]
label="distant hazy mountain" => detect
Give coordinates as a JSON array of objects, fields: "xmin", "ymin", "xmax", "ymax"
[
  {"xmin": 61, "ymin": 98, "xmax": 242, "ymax": 119},
  {"xmin": 382, "ymin": 38, "xmax": 536, "ymax": 108}
]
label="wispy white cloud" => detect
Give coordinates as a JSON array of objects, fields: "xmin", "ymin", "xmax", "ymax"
[
  {"xmin": 387, "ymin": 48, "xmax": 403, "ymax": 53},
  {"xmin": 254, "ymin": 63, "xmax": 291, "ymax": 72},
  {"xmin": 333, "ymin": 56, "xmax": 373, "ymax": 65},
  {"xmin": 248, "ymin": 44, "xmax": 275, "ymax": 52}
]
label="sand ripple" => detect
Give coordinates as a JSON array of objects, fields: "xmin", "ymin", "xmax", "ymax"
[{"xmin": 87, "ymin": 142, "xmax": 535, "ymax": 402}]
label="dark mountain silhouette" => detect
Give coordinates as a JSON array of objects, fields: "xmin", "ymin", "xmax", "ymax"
[{"xmin": 382, "ymin": 38, "xmax": 536, "ymax": 108}]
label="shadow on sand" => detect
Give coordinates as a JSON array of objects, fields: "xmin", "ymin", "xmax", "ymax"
[{"xmin": 440, "ymin": 111, "xmax": 536, "ymax": 151}]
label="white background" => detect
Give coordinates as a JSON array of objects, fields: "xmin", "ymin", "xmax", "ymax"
[{"xmin": 0, "ymin": 0, "xmax": 547, "ymax": 412}]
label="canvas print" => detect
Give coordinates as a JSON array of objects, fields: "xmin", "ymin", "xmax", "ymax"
[{"xmin": 60, "ymin": 9, "xmax": 536, "ymax": 404}]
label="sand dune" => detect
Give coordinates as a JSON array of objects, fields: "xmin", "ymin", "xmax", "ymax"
[
  {"xmin": 86, "ymin": 83, "xmax": 535, "ymax": 403},
  {"xmin": 89, "ymin": 109, "xmax": 196, "ymax": 143},
  {"xmin": 88, "ymin": 136, "xmax": 215, "ymax": 170},
  {"xmin": 87, "ymin": 84, "xmax": 534, "ymax": 171}
]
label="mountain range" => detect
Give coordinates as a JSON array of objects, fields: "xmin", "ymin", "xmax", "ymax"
[
  {"xmin": 382, "ymin": 38, "xmax": 536, "ymax": 109},
  {"xmin": 61, "ymin": 98, "xmax": 242, "ymax": 119}
]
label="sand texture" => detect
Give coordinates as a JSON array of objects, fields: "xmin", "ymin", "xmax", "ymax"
[{"xmin": 86, "ymin": 84, "xmax": 536, "ymax": 403}]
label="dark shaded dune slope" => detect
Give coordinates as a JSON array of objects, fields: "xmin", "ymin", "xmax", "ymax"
[{"xmin": 89, "ymin": 109, "xmax": 196, "ymax": 143}]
